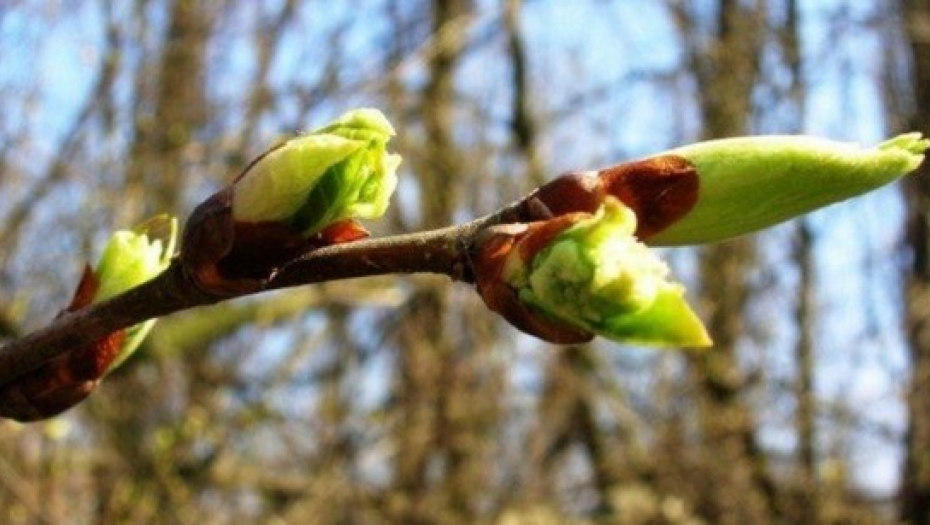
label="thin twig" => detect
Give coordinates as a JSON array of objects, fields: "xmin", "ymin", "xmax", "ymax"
[{"xmin": 0, "ymin": 207, "xmax": 516, "ymax": 386}]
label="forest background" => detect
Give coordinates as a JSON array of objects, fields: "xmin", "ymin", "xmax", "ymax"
[{"xmin": 2, "ymin": 0, "xmax": 930, "ymax": 523}]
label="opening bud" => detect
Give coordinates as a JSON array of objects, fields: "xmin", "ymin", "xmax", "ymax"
[
  {"xmin": 233, "ymin": 108, "xmax": 401, "ymax": 233},
  {"xmin": 0, "ymin": 215, "xmax": 177, "ymax": 421},
  {"xmin": 182, "ymin": 108, "xmax": 401, "ymax": 293},
  {"xmin": 93, "ymin": 215, "xmax": 177, "ymax": 369},
  {"xmin": 475, "ymin": 199, "xmax": 711, "ymax": 347}
]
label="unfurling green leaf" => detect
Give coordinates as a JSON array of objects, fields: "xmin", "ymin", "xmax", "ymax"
[
  {"xmin": 232, "ymin": 108, "xmax": 401, "ymax": 235},
  {"xmin": 94, "ymin": 215, "xmax": 177, "ymax": 370}
]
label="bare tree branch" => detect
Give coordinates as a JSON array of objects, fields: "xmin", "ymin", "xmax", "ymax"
[{"xmin": 0, "ymin": 203, "xmax": 521, "ymax": 386}]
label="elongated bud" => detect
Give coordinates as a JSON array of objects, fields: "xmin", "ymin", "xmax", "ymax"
[
  {"xmin": 523, "ymin": 134, "xmax": 927, "ymax": 247},
  {"xmin": 182, "ymin": 108, "xmax": 401, "ymax": 293},
  {"xmin": 645, "ymin": 133, "xmax": 929, "ymax": 245},
  {"xmin": 0, "ymin": 216, "xmax": 177, "ymax": 421}
]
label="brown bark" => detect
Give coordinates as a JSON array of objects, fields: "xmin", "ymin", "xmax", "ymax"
[
  {"xmin": 794, "ymin": 221, "xmax": 820, "ymax": 516},
  {"xmin": 672, "ymin": 1, "xmax": 779, "ymax": 522},
  {"xmin": 388, "ymin": 1, "xmax": 480, "ymax": 522},
  {"xmin": 900, "ymin": 1, "xmax": 930, "ymax": 522},
  {"xmin": 782, "ymin": 0, "xmax": 821, "ymax": 518},
  {"xmin": 125, "ymin": 0, "xmax": 211, "ymax": 219},
  {"xmin": 505, "ymin": 0, "xmax": 630, "ymax": 514}
]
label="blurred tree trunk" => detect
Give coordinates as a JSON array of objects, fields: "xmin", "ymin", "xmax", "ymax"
[
  {"xmin": 506, "ymin": 0, "xmax": 631, "ymax": 515},
  {"xmin": 504, "ymin": 0, "xmax": 543, "ymax": 185},
  {"xmin": 235, "ymin": 0, "xmax": 298, "ymax": 153},
  {"xmin": 124, "ymin": 0, "xmax": 210, "ymax": 220},
  {"xmin": 672, "ymin": 1, "xmax": 779, "ymax": 522},
  {"xmin": 535, "ymin": 347, "xmax": 629, "ymax": 515},
  {"xmin": 387, "ymin": 1, "xmax": 488, "ymax": 522},
  {"xmin": 794, "ymin": 221, "xmax": 819, "ymax": 513},
  {"xmin": 899, "ymin": 1, "xmax": 930, "ymax": 523},
  {"xmin": 782, "ymin": 0, "xmax": 821, "ymax": 518},
  {"xmin": 90, "ymin": 1, "xmax": 215, "ymax": 521}
]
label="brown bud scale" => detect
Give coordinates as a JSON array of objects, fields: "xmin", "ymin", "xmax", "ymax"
[{"xmin": 598, "ymin": 155, "xmax": 699, "ymax": 240}]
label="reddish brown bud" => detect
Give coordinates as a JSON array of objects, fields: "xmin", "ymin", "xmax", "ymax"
[
  {"xmin": 67, "ymin": 264, "xmax": 99, "ymax": 311},
  {"xmin": 598, "ymin": 155, "xmax": 699, "ymax": 240},
  {"xmin": 181, "ymin": 188, "xmax": 245, "ymax": 294},
  {"xmin": 528, "ymin": 171, "xmax": 603, "ymax": 218},
  {"xmin": 316, "ymin": 219, "xmax": 370, "ymax": 245},
  {"xmin": 516, "ymin": 157, "xmax": 698, "ymax": 242}
]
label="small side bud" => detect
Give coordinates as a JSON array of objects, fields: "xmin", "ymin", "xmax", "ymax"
[
  {"xmin": 512, "ymin": 198, "xmax": 711, "ymax": 347},
  {"xmin": 93, "ymin": 215, "xmax": 177, "ymax": 369},
  {"xmin": 0, "ymin": 216, "xmax": 177, "ymax": 421}
]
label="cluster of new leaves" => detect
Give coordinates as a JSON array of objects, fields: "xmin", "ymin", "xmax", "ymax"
[{"xmin": 0, "ymin": 108, "xmax": 926, "ymax": 422}]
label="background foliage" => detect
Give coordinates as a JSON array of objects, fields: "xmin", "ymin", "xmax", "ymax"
[{"xmin": 1, "ymin": 0, "xmax": 929, "ymax": 523}]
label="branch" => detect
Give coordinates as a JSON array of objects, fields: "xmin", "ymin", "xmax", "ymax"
[
  {"xmin": 0, "ymin": 212, "xmax": 505, "ymax": 386},
  {"xmin": 2, "ymin": 130, "xmax": 924, "ymax": 419}
]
